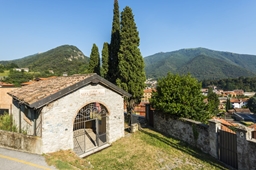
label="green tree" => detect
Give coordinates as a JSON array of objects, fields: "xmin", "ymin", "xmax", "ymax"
[
  {"xmin": 0, "ymin": 64, "xmax": 4, "ymax": 73},
  {"xmin": 225, "ymin": 98, "xmax": 232, "ymax": 112},
  {"xmin": 3, "ymin": 70, "xmax": 33, "ymax": 86},
  {"xmin": 150, "ymin": 73, "xmax": 210, "ymax": 123},
  {"xmin": 101, "ymin": 42, "xmax": 109, "ymax": 78},
  {"xmin": 207, "ymin": 87, "xmax": 219, "ymax": 115},
  {"xmin": 247, "ymin": 97, "xmax": 256, "ymax": 113},
  {"xmin": 107, "ymin": 0, "xmax": 120, "ymax": 83},
  {"xmin": 5, "ymin": 63, "xmax": 18, "ymax": 70},
  {"xmin": 116, "ymin": 6, "xmax": 146, "ymax": 116},
  {"xmin": 88, "ymin": 44, "xmax": 100, "ymax": 75}
]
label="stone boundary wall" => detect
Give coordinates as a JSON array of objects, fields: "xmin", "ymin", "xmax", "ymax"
[
  {"xmin": 153, "ymin": 113, "xmax": 214, "ymax": 155},
  {"xmin": 235, "ymin": 126, "xmax": 256, "ymax": 170},
  {"xmin": 0, "ymin": 130, "xmax": 42, "ymax": 154},
  {"xmin": 131, "ymin": 114, "xmax": 147, "ymax": 127},
  {"xmin": 153, "ymin": 112, "xmax": 256, "ymax": 170}
]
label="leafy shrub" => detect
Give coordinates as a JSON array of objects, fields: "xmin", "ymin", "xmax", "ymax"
[
  {"xmin": 0, "ymin": 112, "xmax": 17, "ymax": 132},
  {"xmin": 150, "ymin": 73, "xmax": 211, "ymax": 123}
]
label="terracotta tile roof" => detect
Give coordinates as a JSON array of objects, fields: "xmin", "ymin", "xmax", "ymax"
[
  {"xmin": 230, "ymin": 99, "xmax": 240, "ymax": 103},
  {"xmin": 22, "ymin": 76, "xmax": 57, "ymax": 86},
  {"xmin": 214, "ymin": 117, "xmax": 235, "ymax": 126},
  {"xmin": 234, "ymin": 108, "xmax": 251, "ymax": 113},
  {"xmin": 37, "ymin": 76, "xmax": 57, "ymax": 81},
  {"xmin": 134, "ymin": 108, "xmax": 146, "ymax": 112},
  {"xmin": 144, "ymin": 88, "xmax": 155, "ymax": 93},
  {"xmin": 249, "ymin": 124, "xmax": 256, "ymax": 130},
  {"xmin": 223, "ymin": 91, "xmax": 236, "ymax": 94},
  {"xmin": 9, "ymin": 74, "xmax": 92, "ymax": 105},
  {"xmin": 221, "ymin": 125, "xmax": 236, "ymax": 134},
  {"xmin": 21, "ymin": 81, "xmax": 35, "ymax": 86},
  {"xmin": 233, "ymin": 89, "xmax": 244, "ymax": 95},
  {"xmin": 214, "ymin": 117, "xmax": 236, "ymax": 134},
  {"xmin": 0, "ymin": 82, "xmax": 15, "ymax": 87},
  {"xmin": 8, "ymin": 74, "xmax": 131, "ymax": 109}
]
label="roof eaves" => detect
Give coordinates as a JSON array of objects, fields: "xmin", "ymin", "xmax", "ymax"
[{"xmin": 28, "ymin": 74, "xmax": 131, "ymax": 109}]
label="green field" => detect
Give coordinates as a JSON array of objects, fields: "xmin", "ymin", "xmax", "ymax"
[
  {"xmin": 45, "ymin": 128, "xmax": 227, "ymax": 170},
  {"xmin": 0, "ymin": 70, "xmax": 9, "ymax": 77}
]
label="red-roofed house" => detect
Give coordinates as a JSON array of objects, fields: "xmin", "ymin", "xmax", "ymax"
[
  {"xmin": 230, "ymin": 98, "xmax": 248, "ymax": 108},
  {"xmin": 233, "ymin": 89, "xmax": 244, "ymax": 96},
  {"xmin": 141, "ymin": 88, "xmax": 155, "ymax": 103},
  {"xmin": 213, "ymin": 117, "xmax": 236, "ymax": 134},
  {"xmin": 250, "ymin": 124, "xmax": 256, "ymax": 139},
  {"xmin": 0, "ymin": 82, "xmax": 17, "ymax": 114},
  {"xmin": 21, "ymin": 76, "xmax": 57, "ymax": 86}
]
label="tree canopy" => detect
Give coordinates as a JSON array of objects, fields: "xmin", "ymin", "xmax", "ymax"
[
  {"xmin": 225, "ymin": 98, "xmax": 232, "ymax": 112},
  {"xmin": 107, "ymin": 0, "xmax": 120, "ymax": 83},
  {"xmin": 247, "ymin": 97, "xmax": 256, "ymax": 113},
  {"xmin": 116, "ymin": 6, "xmax": 146, "ymax": 114},
  {"xmin": 101, "ymin": 42, "xmax": 109, "ymax": 78},
  {"xmin": 3, "ymin": 70, "xmax": 33, "ymax": 86},
  {"xmin": 88, "ymin": 44, "xmax": 100, "ymax": 75},
  {"xmin": 207, "ymin": 87, "xmax": 219, "ymax": 115},
  {"xmin": 150, "ymin": 73, "xmax": 211, "ymax": 123}
]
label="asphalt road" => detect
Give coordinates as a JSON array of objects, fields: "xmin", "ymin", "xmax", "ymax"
[{"xmin": 0, "ymin": 147, "xmax": 56, "ymax": 170}]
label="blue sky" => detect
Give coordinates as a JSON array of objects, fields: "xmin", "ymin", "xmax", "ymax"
[{"xmin": 1, "ymin": 0, "xmax": 256, "ymax": 60}]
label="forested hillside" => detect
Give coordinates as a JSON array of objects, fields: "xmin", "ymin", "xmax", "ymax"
[
  {"xmin": 0, "ymin": 45, "xmax": 89, "ymax": 76},
  {"xmin": 202, "ymin": 76, "xmax": 256, "ymax": 92},
  {"xmin": 144, "ymin": 48, "xmax": 256, "ymax": 80},
  {"xmin": 178, "ymin": 55, "xmax": 255, "ymax": 80}
]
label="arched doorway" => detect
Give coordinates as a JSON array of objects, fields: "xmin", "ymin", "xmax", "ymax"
[{"xmin": 73, "ymin": 102, "xmax": 108, "ymax": 155}]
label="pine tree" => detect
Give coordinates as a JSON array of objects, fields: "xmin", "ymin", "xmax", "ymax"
[
  {"xmin": 107, "ymin": 0, "xmax": 120, "ymax": 83},
  {"xmin": 88, "ymin": 43, "xmax": 100, "ymax": 75},
  {"xmin": 101, "ymin": 42, "xmax": 109, "ymax": 78},
  {"xmin": 117, "ymin": 6, "xmax": 146, "ymax": 116}
]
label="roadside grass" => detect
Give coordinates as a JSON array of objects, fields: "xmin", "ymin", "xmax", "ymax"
[
  {"xmin": 44, "ymin": 150, "xmax": 92, "ymax": 170},
  {"xmin": 45, "ymin": 128, "xmax": 228, "ymax": 170}
]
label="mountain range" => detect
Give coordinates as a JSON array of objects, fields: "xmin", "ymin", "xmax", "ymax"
[
  {"xmin": 1, "ymin": 46, "xmax": 256, "ymax": 81},
  {"xmin": 0, "ymin": 45, "xmax": 89, "ymax": 76},
  {"xmin": 144, "ymin": 48, "xmax": 256, "ymax": 80}
]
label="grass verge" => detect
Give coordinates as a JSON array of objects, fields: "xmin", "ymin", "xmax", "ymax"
[{"xmin": 45, "ymin": 128, "xmax": 228, "ymax": 170}]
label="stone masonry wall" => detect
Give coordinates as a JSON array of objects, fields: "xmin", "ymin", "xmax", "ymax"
[
  {"xmin": 0, "ymin": 130, "xmax": 42, "ymax": 154},
  {"xmin": 153, "ymin": 113, "xmax": 212, "ymax": 155},
  {"xmin": 41, "ymin": 84, "xmax": 124, "ymax": 153},
  {"xmin": 154, "ymin": 112, "xmax": 256, "ymax": 170},
  {"xmin": 236, "ymin": 126, "xmax": 256, "ymax": 170}
]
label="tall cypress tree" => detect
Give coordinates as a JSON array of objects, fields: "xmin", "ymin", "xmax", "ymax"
[
  {"xmin": 107, "ymin": 0, "xmax": 120, "ymax": 83},
  {"xmin": 207, "ymin": 87, "xmax": 219, "ymax": 115},
  {"xmin": 88, "ymin": 43, "xmax": 100, "ymax": 75},
  {"xmin": 117, "ymin": 6, "xmax": 146, "ymax": 116},
  {"xmin": 101, "ymin": 42, "xmax": 109, "ymax": 78},
  {"xmin": 226, "ymin": 98, "xmax": 232, "ymax": 112}
]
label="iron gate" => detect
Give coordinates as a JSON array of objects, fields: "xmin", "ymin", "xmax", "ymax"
[
  {"xmin": 73, "ymin": 102, "xmax": 107, "ymax": 155},
  {"xmin": 218, "ymin": 129, "xmax": 238, "ymax": 169}
]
